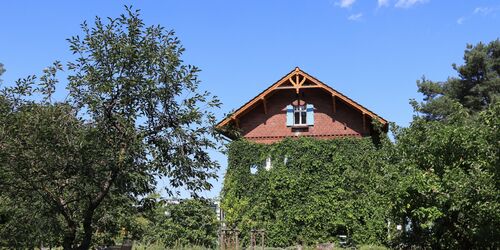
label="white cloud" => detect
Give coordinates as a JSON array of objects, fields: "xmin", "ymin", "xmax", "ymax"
[
  {"xmin": 395, "ymin": 0, "xmax": 429, "ymax": 8},
  {"xmin": 336, "ymin": 0, "xmax": 356, "ymax": 8},
  {"xmin": 473, "ymin": 7, "xmax": 494, "ymax": 16},
  {"xmin": 348, "ymin": 13, "xmax": 363, "ymax": 21},
  {"xmin": 378, "ymin": 0, "xmax": 390, "ymax": 7},
  {"xmin": 457, "ymin": 6, "xmax": 498, "ymax": 25}
]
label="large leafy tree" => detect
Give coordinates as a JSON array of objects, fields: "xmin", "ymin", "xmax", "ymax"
[
  {"xmin": 392, "ymin": 103, "xmax": 500, "ymax": 248},
  {"xmin": 399, "ymin": 40, "xmax": 500, "ymax": 248},
  {"xmin": 0, "ymin": 7, "xmax": 222, "ymax": 249},
  {"xmin": 414, "ymin": 39, "xmax": 500, "ymax": 120}
]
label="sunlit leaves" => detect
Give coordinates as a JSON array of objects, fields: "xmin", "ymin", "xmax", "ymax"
[{"xmin": 222, "ymin": 137, "xmax": 397, "ymax": 247}]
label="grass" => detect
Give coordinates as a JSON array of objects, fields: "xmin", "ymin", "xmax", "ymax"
[
  {"xmin": 132, "ymin": 242, "xmax": 211, "ymax": 250},
  {"xmin": 132, "ymin": 242, "xmax": 388, "ymax": 250}
]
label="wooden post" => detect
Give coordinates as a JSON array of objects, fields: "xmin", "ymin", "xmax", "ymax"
[
  {"xmin": 261, "ymin": 231, "xmax": 265, "ymax": 250},
  {"xmin": 332, "ymin": 95, "xmax": 336, "ymax": 113},
  {"xmin": 363, "ymin": 113, "xmax": 367, "ymax": 132},
  {"xmin": 235, "ymin": 228, "xmax": 239, "ymax": 250},
  {"xmin": 297, "ymin": 74, "xmax": 306, "ymax": 87},
  {"xmin": 250, "ymin": 229, "xmax": 255, "ymax": 250},
  {"xmin": 231, "ymin": 116, "xmax": 240, "ymax": 129},
  {"xmin": 220, "ymin": 228, "xmax": 225, "ymax": 250},
  {"xmin": 295, "ymin": 74, "xmax": 300, "ymax": 94},
  {"xmin": 262, "ymin": 98, "xmax": 267, "ymax": 115}
]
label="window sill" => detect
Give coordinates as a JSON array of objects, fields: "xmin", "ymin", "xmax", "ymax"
[{"xmin": 289, "ymin": 124, "xmax": 311, "ymax": 128}]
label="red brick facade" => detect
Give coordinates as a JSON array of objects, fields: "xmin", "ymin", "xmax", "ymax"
[
  {"xmin": 217, "ymin": 68, "xmax": 386, "ymax": 144},
  {"xmin": 239, "ymin": 88, "xmax": 370, "ymax": 144}
]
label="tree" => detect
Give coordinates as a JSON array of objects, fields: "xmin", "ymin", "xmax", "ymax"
[
  {"xmin": 0, "ymin": 7, "xmax": 222, "ymax": 249},
  {"xmin": 391, "ymin": 103, "xmax": 500, "ymax": 248},
  {"xmin": 399, "ymin": 40, "xmax": 500, "ymax": 248},
  {"xmin": 414, "ymin": 39, "xmax": 500, "ymax": 120},
  {"xmin": 0, "ymin": 63, "xmax": 4, "ymax": 79},
  {"xmin": 140, "ymin": 199, "xmax": 219, "ymax": 248}
]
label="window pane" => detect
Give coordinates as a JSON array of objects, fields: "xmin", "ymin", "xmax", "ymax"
[
  {"xmin": 294, "ymin": 112, "xmax": 300, "ymax": 124},
  {"xmin": 301, "ymin": 111, "xmax": 307, "ymax": 124}
]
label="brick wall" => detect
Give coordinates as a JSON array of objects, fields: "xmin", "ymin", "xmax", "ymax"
[{"xmin": 238, "ymin": 88, "xmax": 372, "ymax": 144}]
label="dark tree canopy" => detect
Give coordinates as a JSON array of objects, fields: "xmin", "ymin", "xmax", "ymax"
[
  {"xmin": 415, "ymin": 39, "xmax": 500, "ymax": 120},
  {"xmin": 0, "ymin": 7, "xmax": 222, "ymax": 249}
]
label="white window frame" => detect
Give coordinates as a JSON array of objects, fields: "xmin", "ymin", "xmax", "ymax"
[{"xmin": 293, "ymin": 105, "xmax": 307, "ymax": 125}]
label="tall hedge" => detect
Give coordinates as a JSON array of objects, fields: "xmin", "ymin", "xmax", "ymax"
[{"xmin": 221, "ymin": 137, "xmax": 398, "ymax": 247}]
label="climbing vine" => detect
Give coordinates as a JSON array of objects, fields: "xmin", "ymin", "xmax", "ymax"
[{"xmin": 221, "ymin": 137, "xmax": 398, "ymax": 247}]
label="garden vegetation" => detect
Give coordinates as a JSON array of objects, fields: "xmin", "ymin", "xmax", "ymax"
[
  {"xmin": 221, "ymin": 39, "xmax": 499, "ymax": 249},
  {"xmin": 0, "ymin": 5, "xmax": 498, "ymax": 249}
]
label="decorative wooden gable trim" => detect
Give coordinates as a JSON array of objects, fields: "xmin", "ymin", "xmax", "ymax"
[{"xmin": 217, "ymin": 67, "xmax": 388, "ymax": 129}]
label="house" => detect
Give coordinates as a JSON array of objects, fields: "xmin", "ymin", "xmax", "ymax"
[{"xmin": 217, "ymin": 67, "xmax": 387, "ymax": 144}]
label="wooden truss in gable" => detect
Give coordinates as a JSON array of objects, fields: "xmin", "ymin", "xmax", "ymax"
[{"xmin": 217, "ymin": 67, "xmax": 387, "ymax": 129}]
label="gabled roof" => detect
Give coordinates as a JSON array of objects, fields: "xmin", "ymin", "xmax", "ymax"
[{"xmin": 217, "ymin": 67, "xmax": 388, "ymax": 129}]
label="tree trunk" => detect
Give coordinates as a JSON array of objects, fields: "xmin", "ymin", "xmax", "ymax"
[
  {"xmin": 77, "ymin": 173, "xmax": 116, "ymax": 250},
  {"xmin": 62, "ymin": 220, "xmax": 77, "ymax": 250},
  {"xmin": 76, "ymin": 209, "xmax": 95, "ymax": 250}
]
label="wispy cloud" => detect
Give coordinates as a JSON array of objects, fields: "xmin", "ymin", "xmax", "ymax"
[
  {"xmin": 457, "ymin": 6, "xmax": 498, "ymax": 25},
  {"xmin": 378, "ymin": 0, "xmax": 390, "ymax": 7},
  {"xmin": 348, "ymin": 13, "xmax": 363, "ymax": 21},
  {"xmin": 473, "ymin": 7, "xmax": 495, "ymax": 16},
  {"xmin": 336, "ymin": 0, "xmax": 356, "ymax": 8},
  {"xmin": 395, "ymin": 0, "xmax": 429, "ymax": 8}
]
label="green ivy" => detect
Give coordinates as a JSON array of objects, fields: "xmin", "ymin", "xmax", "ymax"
[{"xmin": 221, "ymin": 137, "xmax": 397, "ymax": 247}]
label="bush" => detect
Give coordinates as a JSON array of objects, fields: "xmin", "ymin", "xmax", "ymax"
[{"xmin": 140, "ymin": 199, "xmax": 219, "ymax": 248}]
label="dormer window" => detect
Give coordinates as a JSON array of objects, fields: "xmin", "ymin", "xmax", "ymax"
[{"xmin": 286, "ymin": 103, "xmax": 314, "ymax": 127}]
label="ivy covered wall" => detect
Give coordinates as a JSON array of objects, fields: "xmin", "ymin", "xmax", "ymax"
[{"xmin": 221, "ymin": 137, "xmax": 398, "ymax": 247}]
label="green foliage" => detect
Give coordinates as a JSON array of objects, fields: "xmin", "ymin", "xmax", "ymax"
[
  {"xmin": 414, "ymin": 39, "xmax": 500, "ymax": 120},
  {"xmin": 139, "ymin": 199, "xmax": 219, "ymax": 248},
  {"xmin": 0, "ymin": 103, "xmax": 92, "ymax": 248},
  {"xmin": 391, "ymin": 102, "xmax": 500, "ymax": 248},
  {"xmin": 222, "ymin": 102, "xmax": 499, "ymax": 249},
  {"xmin": 0, "ymin": 194, "xmax": 62, "ymax": 248},
  {"xmin": 0, "ymin": 63, "xmax": 4, "ymax": 80},
  {"xmin": 0, "ymin": 7, "xmax": 221, "ymax": 249},
  {"xmin": 222, "ymin": 137, "xmax": 398, "ymax": 247}
]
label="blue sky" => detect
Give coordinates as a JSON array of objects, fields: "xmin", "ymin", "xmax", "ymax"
[{"xmin": 1, "ymin": 0, "xmax": 499, "ymax": 198}]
